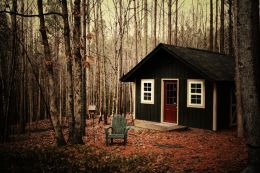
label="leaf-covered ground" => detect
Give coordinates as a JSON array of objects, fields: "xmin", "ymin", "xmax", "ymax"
[{"xmin": 0, "ymin": 116, "xmax": 247, "ymax": 172}]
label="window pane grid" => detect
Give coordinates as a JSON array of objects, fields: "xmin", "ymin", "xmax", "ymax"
[
  {"xmin": 143, "ymin": 92, "xmax": 151, "ymax": 101},
  {"xmin": 166, "ymin": 82, "xmax": 177, "ymax": 105},
  {"xmin": 144, "ymin": 83, "xmax": 151, "ymax": 91},
  {"xmin": 190, "ymin": 94, "xmax": 201, "ymax": 104}
]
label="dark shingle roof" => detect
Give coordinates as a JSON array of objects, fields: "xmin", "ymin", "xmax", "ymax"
[{"xmin": 121, "ymin": 43, "xmax": 235, "ymax": 82}]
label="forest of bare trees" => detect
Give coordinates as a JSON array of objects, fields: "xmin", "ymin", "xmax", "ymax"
[{"xmin": 0, "ymin": 0, "xmax": 259, "ymax": 171}]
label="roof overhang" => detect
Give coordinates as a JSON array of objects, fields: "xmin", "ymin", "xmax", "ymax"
[{"xmin": 120, "ymin": 43, "xmax": 234, "ymax": 82}]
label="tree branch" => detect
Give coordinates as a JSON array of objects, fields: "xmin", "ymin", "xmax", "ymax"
[{"xmin": 0, "ymin": 10, "xmax": 63, "ymax": 17}]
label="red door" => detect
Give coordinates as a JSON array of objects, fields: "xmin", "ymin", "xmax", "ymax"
[{"xmin": 164, "ymin": 80, "xmax": 177, "ymax": 123}]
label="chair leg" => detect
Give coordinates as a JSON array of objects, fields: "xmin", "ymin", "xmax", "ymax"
[
  {"xmin": 124, "ymin": 137, "xmax": 127, "ymax": 145},
  {"xmin": 105, "ymin": 134, "xmax": 108, "ymax": 146}
]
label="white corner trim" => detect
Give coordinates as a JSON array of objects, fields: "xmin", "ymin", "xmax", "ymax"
[
  {"xmin": 160, "ymin": 80, "xmax": 163, "ymax": 123},
  {"xmin": 213, "ymin": 82, "xmax": 217, "ymax": 131},
  {"xmin": 132, "ymin": 82, "xmax": 136, "ymax": 120}
]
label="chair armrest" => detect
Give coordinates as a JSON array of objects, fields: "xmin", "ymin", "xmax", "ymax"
[
  {"xmin": 124, "ymin": 126, "xmax": 130, "ymax": 135},
  {"xmin": 104, "ymin": 126, "xmax": 112, "ymax": 135}
]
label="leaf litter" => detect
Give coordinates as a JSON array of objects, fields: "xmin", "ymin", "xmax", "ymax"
[{"xmin": 0, "ymin": 114, "xmax": 247, "ymax": 172}]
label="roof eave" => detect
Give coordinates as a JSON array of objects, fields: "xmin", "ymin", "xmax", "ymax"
[
  {"xmin": 120, "ymin": 43, "xmax": 234, "ymax": 82},
  {"xmin": 120, "ymin": 44, "xmax": 164, "ymax": 82}
]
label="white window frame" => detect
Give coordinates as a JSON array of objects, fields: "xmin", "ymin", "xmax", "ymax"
[
  {"xmin": 141, "ymin": 79, "xmax": 154, "ymax": 104},
  {"xmin": 187, "ymin": 79, "xmax": 205, "ymax": 108}
]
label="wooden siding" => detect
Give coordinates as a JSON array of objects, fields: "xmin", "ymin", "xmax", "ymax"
[{"xmin": 135, "ymin": 49, "xmax": 214, "ymax": 129}]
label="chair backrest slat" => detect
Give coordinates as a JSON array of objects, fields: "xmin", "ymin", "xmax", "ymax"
[{"xmin": 112, "ymin": 115, "xmax": 127, "ymax": 134}]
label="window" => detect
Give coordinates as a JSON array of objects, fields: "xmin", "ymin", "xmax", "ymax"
[
  {"xmin": 166, "ymin": 82, "xmax": 177, "ymax": 105},
  {"xmin": 187, "ymin": 79, "xmax": 205, "ymax": 108},
  {"xmin": 141, "ymin": 79, "xmax": 154, "ymax": 104}
]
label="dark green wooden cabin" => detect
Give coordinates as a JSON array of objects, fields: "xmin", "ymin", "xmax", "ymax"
[{"xmin": 121, "ymin": 43, "xmax": 236, "ymax": 130}]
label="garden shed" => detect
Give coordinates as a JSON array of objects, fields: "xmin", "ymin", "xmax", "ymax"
[{"xmin": 120, "ymin": 43, "xmax": 236, "ymax": 130}]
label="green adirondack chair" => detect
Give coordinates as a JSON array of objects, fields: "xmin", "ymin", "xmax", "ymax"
[{"xmin": 105, "ymin": 115, "xmax": 130, "ymax": 146}]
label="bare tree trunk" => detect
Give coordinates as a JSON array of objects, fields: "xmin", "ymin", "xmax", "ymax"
[
  {"xmin": 19, "ymin": 0, "xmax": 26, "ymax": 134},
  {"xmin": 86, "ymin": 0, "xmax": 90, "ymax": 113},
  {"xmin": 162, "ymin": 0, "xmax": 165, "ymax": 43},
  {"xmin": 168, "ymin": 0, "xmax": 172, "ymax": 44},
  {"xmin": 112, "ymin": 1, "xmax": 118, "ymax": 116},
  {"xmin": 94, "ymin": 0, "xmax": 101, "ymax": 115},
  {"xmin": 154, "ymin": 0, "xmax": 157, "ymax": 47},
  {"xmin": 203, "ymin": 3, "xmax": 208, "ymax": 48},
  {"xmin": 3, "ymin": 0, "xmax": 17, "ymax": 141},
  {"xmin": 192, "ymin": 0, "xmax": 195, "ymax": 47},
  {"xmin": 28, "ymin": 69, "xmax": 32, "ymax": 133},
  {"xmin": 134, "ymin": 0, "xmax": 138, "ymax": 64},
  {"xmin": 228, "ymin": 0, "xmax": 234, "ymax": 56},
  {"xmin": 233, "ymin": 0, "xmax": 243, "ymax": 138},
  {"xmin": 100, "ymin": 2, "xmax": 108, "ymax": 124},
  {"xmin": 37, "ymin": 0, "xmax": 66, "ymax": 146},
  {"xmin": 98, "ymin": 0, "xmax": 103, "ymax": 118},
  {"xmin": 220, "ymin": 0, "xmax": 225, "ymax": 53},
  {"xmin": 236, "ymin": 0, "xmax": 260, "ymax": 171},
  {"xmin": 144, "ymin": 0, "xmax": 148, "ymax": 54},
  {"xmin": 209, "ymin": 0, "xmax": 213, "ymax": 51},
  {"xmin": 36, "ymin": 69, "xmax": 41, "ymax": 128},
  {"xmin": 61, "ymin": 0, "xmax": 74, "ymax": 143},
  {"xmin": 175, "ymin": 0, "xmax": 178, "ymax": 45},
  {"xmin": 118, "ymin": 0, "xmax": 123, "ymax": 114},
  {"xmin": 215, "ymin": 0, "xmax": 219, "ymax": 51},
  {"xmin": 72, "ymin": 0, "xmax": 84, "ymax": 144},
  {"xmin": 81, "ymin": 0, "xmax": 87, "ymax": 136}
]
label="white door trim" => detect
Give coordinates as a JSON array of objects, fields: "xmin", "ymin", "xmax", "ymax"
[{"xmin": 160, "ymin": 78, "xmax": 179, "ymax": 124}]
